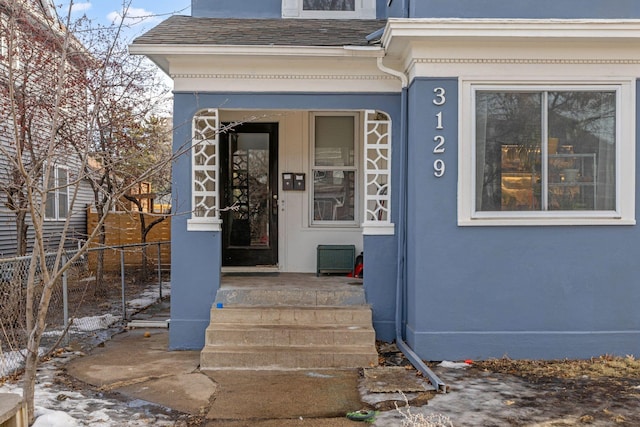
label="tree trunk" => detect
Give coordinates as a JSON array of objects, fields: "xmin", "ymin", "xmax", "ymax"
[
  {"xmin": 23, "ymin": 343, "xmax": 37, "ymax": 423},
  {"xmin": 23, "ymin": 275, "xmax": 55, "ymax": 424},
  {"xmin": 16, "ymin": 210, "xmax": 28, "ymax": 257},
  {"xmin": 94, "ymin": 223, "xmax": 107, "ymax": 297}
]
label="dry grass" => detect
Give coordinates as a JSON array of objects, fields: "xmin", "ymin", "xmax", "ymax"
[
  {"xmin": 394, "ymin": 393, "xmax": 454, "ymax": 427},
  {"xmin": 474, "ymin": 354, "xmax": 640, "ymax": 380}
]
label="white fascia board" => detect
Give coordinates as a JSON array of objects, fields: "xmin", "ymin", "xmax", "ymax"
[
  {"xmin": 129, "ymin": 44, "xmax": 384, "ymax": 59},
  {"xmin": 382, "ymin": 18, "xmax": 640, "ymax": 57}
]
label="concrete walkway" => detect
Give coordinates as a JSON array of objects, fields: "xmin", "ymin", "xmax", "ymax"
[
  {"xmin": 65, "ymin": 328, "xmax": 402, "ymax": 426},
  {"xmin": 63, "ymin": 292, "xmax": 438, "ymax": 426}
]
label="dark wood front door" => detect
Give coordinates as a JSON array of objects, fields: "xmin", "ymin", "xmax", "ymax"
[{"xmin": 220, "ymin": 123, "xmax": 278, "ymax": 266}]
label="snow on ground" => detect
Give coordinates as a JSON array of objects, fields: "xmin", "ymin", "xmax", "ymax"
[
  {"xmin": 1, "ymin": 283, "xmax": 178, "ymax": 426},
  {"xmin": 127, "ymin": 282, "xmax": 171, "ymax": 310},
  {"xmin": 0, "ymin": 348, "xmax": 45, "ymax": 378},
  {"xmin": 1, "ymin": 355, "xmax": 180, "ymax": 426}
]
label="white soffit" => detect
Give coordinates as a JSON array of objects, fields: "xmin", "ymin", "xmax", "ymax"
[
  {"xmin": 128, "ymin": 44, "xmax": 400, "ymax": 92},
  {"xmin": 381, "ymin": 18, "xmax": 640, "ymax": 78}
]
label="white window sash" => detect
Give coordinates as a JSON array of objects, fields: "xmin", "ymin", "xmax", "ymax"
[
  {"xmin": 44, "ymin": 165, "xmax": 69, "ymax": 221},
  {"xmin": 459, "ymin": 80, "xmax": 635, "ymax": 226},
  {"xmin": 310, "ymin": 112, "xmax": 360, "ymax": 227}
]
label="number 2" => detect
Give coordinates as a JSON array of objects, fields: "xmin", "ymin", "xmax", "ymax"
[{"xmin": 434, "ymin": 135, "xmax": 445, "ymax": 154}]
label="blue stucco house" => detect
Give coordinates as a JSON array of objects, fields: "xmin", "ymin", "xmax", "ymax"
[{"xmin": 131, "ymin": 0, "xmax": 640, "ymax": 362}]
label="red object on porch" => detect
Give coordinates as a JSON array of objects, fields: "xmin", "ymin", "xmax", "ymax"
[{"xmin": 347, "ymin": 262, "xmax": 364, "ymax": 278}]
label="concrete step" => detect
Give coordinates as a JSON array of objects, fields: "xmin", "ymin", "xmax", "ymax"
[
  {"xmin": 215, "ymin": 285, "xmax": 366, "ymax": 306},
  {"xmin": 200, "ymin": 345, "xmax": 378, "ymax": 370},
  {"xmin": 201, "ymin": 281, "xmax": 377, "ymax": 370},
  {"xmin": 209, "ymin": 306, "xmax": 373, "ymax": 326},
  {"xmin": 205, "ymin": 323, "xmax": 375, "ymax": 347}
]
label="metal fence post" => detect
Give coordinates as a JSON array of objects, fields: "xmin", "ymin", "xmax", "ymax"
[
  {"xmin": 62, "ymin": 253, "xmax": 69, "ymax": 346},
  {"xmin": 121, "ymin": 250, "xmax": 126, "ymax": 321},
  {"xmin": 157, "ymin": 243, "xmax": 162, "ymax": 300}
]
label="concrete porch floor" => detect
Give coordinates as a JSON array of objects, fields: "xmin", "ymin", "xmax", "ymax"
[
  {"xmin": 217, "ymin": 272, "xmax": 366, "ymax": 307},
  {"xmin": 220, "ymin": 272, "xmax": 363, "ymax": 289}
]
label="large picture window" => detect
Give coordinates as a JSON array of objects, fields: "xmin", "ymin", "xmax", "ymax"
[
  {"xmin": 459, "ymin": 82, "xmax": 635, "ymax": 226},
  {"xmin": 311, "ymin": 113, "xmax": 358, "ymax": 225}
]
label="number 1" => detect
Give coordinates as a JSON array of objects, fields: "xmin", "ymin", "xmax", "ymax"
[{"xmin": 436, "ymin": 112, "xmax": 443, "ymax": 130}]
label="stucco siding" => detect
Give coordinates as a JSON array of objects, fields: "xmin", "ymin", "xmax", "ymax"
[
  {"xmin": 409, "ymin": 0, "xmax": 640, "ymax": 19},
  {"xmin": 170, "ymin": 91, "xmax": 401, "ymax": 349},
  {"xmin": 191, "ymin": 0, "xmax": 390, "ymax": 19},
  {"xmin": 404, "ymin": 77, "xmax": 640, "ymax": 360}
]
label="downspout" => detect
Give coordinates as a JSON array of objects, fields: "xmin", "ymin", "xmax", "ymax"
[{"xmin": 376, "ymin": 57, "xmax": 447, "ymax": 393}]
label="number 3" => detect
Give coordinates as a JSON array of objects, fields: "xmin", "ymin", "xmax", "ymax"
[{"xmin": 433, "ymin": 87, "xmax": 446, "ymax": 106}]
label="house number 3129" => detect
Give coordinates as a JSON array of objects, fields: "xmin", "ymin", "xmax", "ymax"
[{"xmin": 433, "ymin": 87, "xmax": 446, "ymax": 177}]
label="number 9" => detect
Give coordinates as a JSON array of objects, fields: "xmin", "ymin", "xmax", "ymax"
[{"xmin": 434, "ymin": 159, "xmax": 445, "ymax": 177}]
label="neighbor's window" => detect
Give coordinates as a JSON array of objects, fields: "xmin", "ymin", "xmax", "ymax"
[
  {"xmin": 311, "ymin": 113, "xmax": 358, "ymax": 225},
  {"xmin": 474, "ymin": 88, "xmax": 618, "ymax": 217},
  {"xmin": 45, "ymin": 166, "xmax": 69, "ymax": 220}
]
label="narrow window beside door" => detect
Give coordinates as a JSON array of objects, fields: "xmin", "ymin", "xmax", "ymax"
[{"xmin": 311, "ymin": 113, "xmax": 358, "ymax": 226}]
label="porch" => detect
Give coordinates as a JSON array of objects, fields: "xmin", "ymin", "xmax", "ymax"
[{"xmin": 200, "ymin": 273, "xmax": 378, "ymax": 370}]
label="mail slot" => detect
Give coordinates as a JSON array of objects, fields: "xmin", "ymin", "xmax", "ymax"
[
  {"xmin": 282, "ymin": 172, "xmax": 305, "ymax": 191},
  {"xmin": 282, "ymin": 173, "xmax": 294, "ymax": 190}
]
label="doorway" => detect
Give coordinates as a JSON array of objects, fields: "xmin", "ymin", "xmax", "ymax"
[{"xmin": 220, "ymin": 123, "xmax": 278, "ymax": 266}]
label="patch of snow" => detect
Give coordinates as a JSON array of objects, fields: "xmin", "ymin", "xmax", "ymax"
[
  {"xmin": 438, "ymin": 361, "xmax": 471, "ymax": 369},
  {"xmin": 0, "ymin": 347, "xmax": 46, "ymax": 377},
  {"xmin": 71, "ymin": 314, "xmax": 121, "ymax": 332},
  {"xmin": 33, "ymin": 407, "xmax": 79, "ymax": 427},
  {"xmin": 127, "ymin": 282, "xmax": 170, "ymax": 309},
  {"xmin": 1, "ymin": 356, "xmax": 179, "ymax": 426}
]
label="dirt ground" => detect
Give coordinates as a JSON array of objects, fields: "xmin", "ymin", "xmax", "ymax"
[
  {"xmin": 469, "ymin": 356, "xmax": 640, "ymax": 425},
  {"xmin": 373, "ymin": 345, "xmax": 640, "ymax": 426}
]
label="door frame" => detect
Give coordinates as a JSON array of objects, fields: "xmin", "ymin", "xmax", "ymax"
[{"xmin": 219, "ymin": 122, "xmax": 279, "ymax": 267}]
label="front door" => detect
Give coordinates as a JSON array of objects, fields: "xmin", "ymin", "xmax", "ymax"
[{"xmin": 220, "ymin": 123, "xmax": 278, "ymax": 266}]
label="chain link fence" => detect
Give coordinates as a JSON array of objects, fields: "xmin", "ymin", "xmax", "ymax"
[{"xmin": 0, "ymin": 241, "xmax": 170, "ymax": 379}]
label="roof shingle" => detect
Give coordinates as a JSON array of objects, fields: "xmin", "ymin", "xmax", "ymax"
[{"xmin": 132, "ymin": 16, "xmax": 385, "ymax": 47}]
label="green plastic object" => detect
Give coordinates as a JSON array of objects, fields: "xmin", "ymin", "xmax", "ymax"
[{"xmin": 346, "ymin": 410, "xmax": 378, "ymax": 422}]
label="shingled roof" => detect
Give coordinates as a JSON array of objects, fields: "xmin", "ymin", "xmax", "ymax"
[{"xmin": 132, "ymin": 16, "xmax": 385, "ymax": 47}]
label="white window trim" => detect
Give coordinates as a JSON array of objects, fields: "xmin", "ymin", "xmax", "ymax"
[
  {"xmin": 282, "ymin": 0, "xmax": 376, "ymax": 19},
  {"xmin": 0, "ymin": 15, "xmax": 21, "ymax": 72},
  {"xmin": 44, "ymin": 165, "xmax": 69, "ymax": 222},
  {"xmin": 458, "ymin": 79, "xmax": 636, "ymax": 226},
  {"xmin": 309, "ymin": 111, "xmax": 361, "ymax": 227}
]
